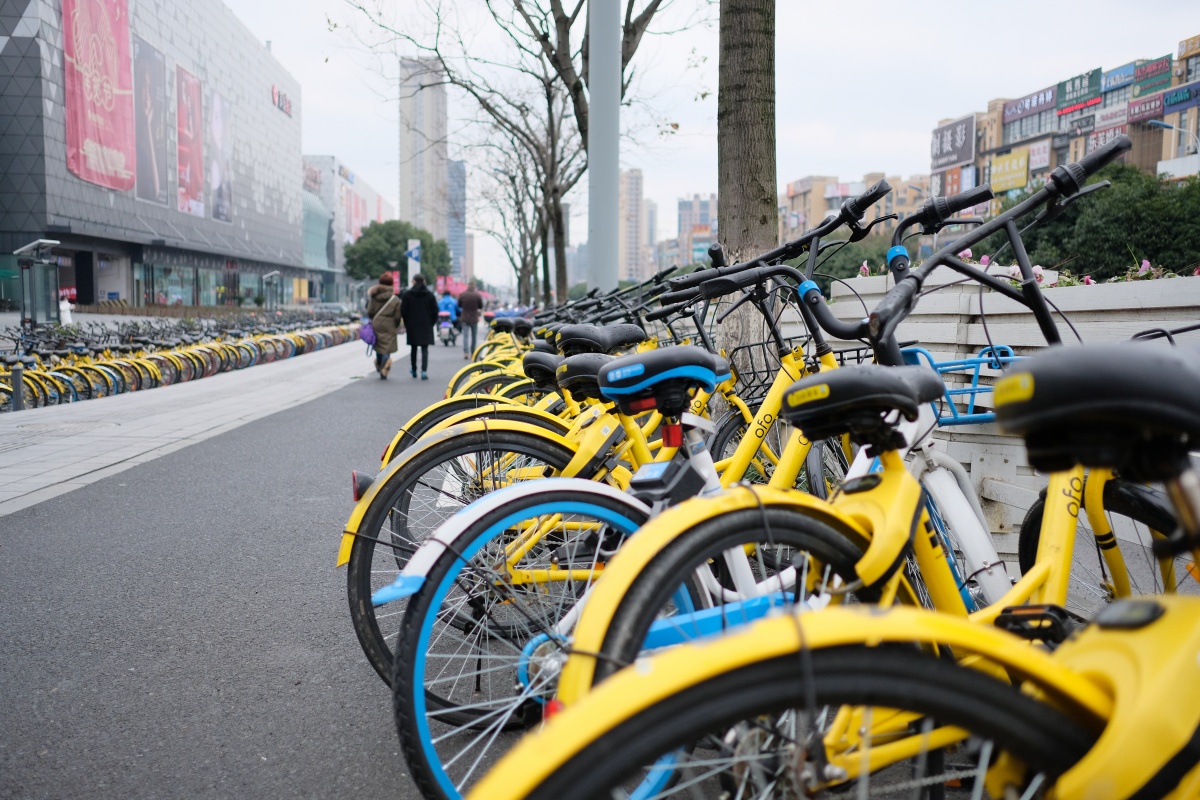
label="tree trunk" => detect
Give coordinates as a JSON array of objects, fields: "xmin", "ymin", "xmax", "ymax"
[
  {"xmin": 541, "ymin": 227, "xmax": 553, "ymax": 307},
  {"xmin": 716, "ymin": 0, "xmax": 776, "ymax": 367},
  {"xmin": 550, "ymin": 194, "xmax": 569, "ymax": 303}
]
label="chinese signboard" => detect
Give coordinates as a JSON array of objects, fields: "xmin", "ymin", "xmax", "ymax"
[
  {"xmin": 930, "ymin": 114, "xmax": 976, "ymax": 171},
  {"xmin": 1163, "ymin": 81, "xmax": 1200, "ymax": 116},
  {"xmin": 1087, "ymin": 125, "xmax": 1127, "ymax": 154},
  {"xmin": 1180, "ymin": 34, "xmax": 1200, "ymax": 61},
  {"xmin": 991, "ymin": 149, "xmax": 1029, "ymax": 193},
  {"xmin": 1128, "ymin": 92, "xmax": 1164, "ymax": 123},
  {"xmin": 1003, "ymin": 86, "xmax": 1057, "ymax": 123},
  {"xmin": 1101, "ymin": 62, "xmax": 1137, "ymax": 93},
  {"xmin": 1133, "ymin": 55, "xmax": 1173, "ymax": 97},
  {"xmin": 64, "ymin": 0, "xmax": 136, "ymax": 191},
  {"xmin": 932, "ymin": 166, "xmax": 962, "ymax": 198},
  {"xmin": 1057, "ymin": 68, "xmax": 1103, "ymax": 115},
  {"xmin": 1066, "ymin": 114, "xmax": 1096, "ymax": 136},
  {"xmin": 1028, "ymin": 140, "xmax": 1051, "ymax": 170},
  {"xmin": 1095, "ymin": 102, "xmax": 1128, "ymax": 129}
]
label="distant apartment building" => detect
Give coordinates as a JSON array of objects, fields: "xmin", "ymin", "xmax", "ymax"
[
  {"xmin": 303, "ymin": 157, "xmax": 395, "ymax": 297},
  {"xmin": 399, "ymin": 58, "xmax": 448, "ymax": 241},
  {"xmin": 677, "ymin": 193, "xmax": 717, "ymax": 266},
  {"xmin": 463, "ymin": 233, "xmax": 475, "ymax": 282},
  {"xmin": 618, "ymin": 169, "xmax": 645, "ymax": 281},
  {"xmin": 448, "ymin": 160, "xmax": 466, "ymax": 277},
  {"xmin": 779, "ymin": 173, "xmax": 930, "ymax": 244}
]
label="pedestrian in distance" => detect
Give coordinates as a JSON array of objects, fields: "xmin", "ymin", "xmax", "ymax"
[
  {"xmin": 438, "ymin": 288, "xmax": 460, "ymax": 325},
  {"xmin": 365, "ymin": 273, "xmax": 403, "ymax": 379},
  {"xmin": 400, "ymin": 273, "xmax": 438, "ymax": 380},
  {"xmin": 457, "ymin": 279, "xmax": 484, "ymax": 360}
]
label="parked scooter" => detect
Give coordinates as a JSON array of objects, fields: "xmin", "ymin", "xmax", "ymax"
[{"xmin": 437, "ymin": 311, "xmax": 457, "ymax": 346}]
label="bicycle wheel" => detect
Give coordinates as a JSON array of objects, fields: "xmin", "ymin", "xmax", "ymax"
[
  {"xmin": 392, "ymin": 483, "xmax": 655, "ymax": 800},
  {"xmin": 347, "ymin": 429, "xmax": 577, "ymax": 685},
  {"xmin": 1018, "ymin": 478, "xmax": 1192, "ymax": 619},
  {"xmin": 458, "ymin": 370, "xmax": 525, "ymax": 397},
  {"xmin": 591, "ymin": 506, "xmax": 873, "ymax": 686},
  {"xmin": 510, "ymin": 646, "xmax": 1094, "ymax": 800}
]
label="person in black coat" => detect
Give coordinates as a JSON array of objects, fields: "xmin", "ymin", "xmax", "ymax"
[{"xmin": 400, "ymin": 273, "xmax": 439, "ymax": 379}]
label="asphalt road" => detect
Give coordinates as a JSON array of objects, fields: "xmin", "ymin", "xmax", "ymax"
[{"xmin": 0, "ymin": 342, "xmax": 468, "ymax": 799}]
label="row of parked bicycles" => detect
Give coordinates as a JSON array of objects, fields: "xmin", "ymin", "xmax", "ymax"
[
  {"xmin": 0, "ymin": 313, "xmax": 360, "ymax": 411},
  {"xmin": 337, "ymin": 135, "xmax": 1200, "ymax": 799}
]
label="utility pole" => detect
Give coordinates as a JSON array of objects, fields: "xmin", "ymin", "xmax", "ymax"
[{"xmin": 587, "ymin": 0, "xmax": 620, "ymax": 291}]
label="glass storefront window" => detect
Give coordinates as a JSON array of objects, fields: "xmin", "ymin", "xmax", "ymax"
[
  {"xmin": 197, "ymin": 268, "xmax": 220, "ymax": 306},
  {"xmin": 151, "ymin": 265, "xmax": 195, "ymax": 305},
  {"xmin": 239, "ymin": 271, "xmax": 260, "ymax": 304}
]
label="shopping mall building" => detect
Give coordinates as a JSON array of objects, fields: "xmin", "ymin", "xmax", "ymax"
[{"xmin": 0, "ymin": 0, "xmax": 340, "ymax": 310}]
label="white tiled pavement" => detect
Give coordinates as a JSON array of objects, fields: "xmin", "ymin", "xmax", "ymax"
[{"xmin": 0, "ymin": 340, "xmax": 386, "ymax": 517}]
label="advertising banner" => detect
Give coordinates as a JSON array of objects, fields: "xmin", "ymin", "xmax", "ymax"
[
  {"xmin": 1101, "ymin": 62, "xmax": 1137, "ymax": 93},
  {"xmin": 1180, "ymin": 33, "xmax": 1200, "ymax": 61},
  {"xmin": 132, "ymin": 35, "xmax": 168, "ymax": 204},
  {"xmin": 176, "ymin": 68, "xmax": 204, "ymax": 216},
  {"xmin": 63, "ymin": 0, "xmax": 136, "ymax": 190},
  {"xmin": 1003, "ymin": 86, "xmax": 1057, "ymax": 123},
  {"xmin": 1133, "ymin": 55, "xmax": 1173, "ymax": 97},
  {"xmin": 1128, "ymin": 92, "xmax": 1164, "ymax": 123},
  {"xmin": 991, "ymin": 149, "xmax": 1029, "ymax": 193},
  {"xmin": 1095, "ymin": 102, "xmax": 1128, "ymax": 129},
  {"xmin": 1057, "ymin": 68, "xmax": 1103, "ymax": 115},
  {"xmin": 1163, "ymin": 81, "xmax": 1200, "ymax": 116},
  {"xmin": 1028, "ymin": 139, "xmax": 1051, "ymax": 170},
  {"xmin": 1087, "ymin": 125, "xmax": 1127, "ymax": 154},
  {"xmin": 933, "ymin": 166, "xmax": 961, "ymax": 198},
  {"xmin": 210, "ymin": 92, "xmax": 233, "ymax": 222},
  {"xmin": 930, "ymin": 114, "xmax": 976, "ymax": 171}
]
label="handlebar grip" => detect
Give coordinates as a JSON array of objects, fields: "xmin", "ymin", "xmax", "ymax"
[
  {"xmin": 658, "ymin": 286, "xmax": 701, "ymax": 306},
  {"xmin": 708, "ymin": 243, "xmax": 727, "ymax": 269},
  {"xmin": 1050, "ymin": 134, "xmax": 1132, "ymax": 197},
  {"xmin": 928, "ymin": 184, "xmax": 994, "ymax": 222},
  {"xmin": 843, "ymin": 179, "xmax": 892, "ymax": 220},
  {"xmin": 867, "ymin": 277, "xmax": 920, "ymax": 342},
  {"xmin": 651, "ymin": 265, "xmax": 678, "ymax": 283},
  {"xmin": 698, "ymin": 266, "xmax": 770, "ymax": 300},
  {"xmin": 666, "ymin": 262, "xmax": 749, "ymax": 292},
  {"xmin": 597, "ymin": 308, "xmax": 633, "ymax": 323},
  {"xmin": 644, "ymin": 299, "xmax": 693, "ymax": 322}
]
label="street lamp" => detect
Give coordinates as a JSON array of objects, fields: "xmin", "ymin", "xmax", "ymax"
[{"xmin": 1147, "ymin": 119, "xmax": 1200, "ymax": 155}]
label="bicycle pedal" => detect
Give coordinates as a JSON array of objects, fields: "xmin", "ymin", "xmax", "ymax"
[{"xmin": 993, "ymin": 604, "xmax": 1073, "ymax": 645}]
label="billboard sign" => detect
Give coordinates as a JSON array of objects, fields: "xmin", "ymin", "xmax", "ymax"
[
  {"xmin": 1128, "ymin": 92, "xmax": 1164, "ymax": 123},
  {"xmin": 1101, "ymin": 62, "xmax": 1137, "ymax": 93},
  {"xmin": 1096, "ymin": 102, "xmax": 1128, "ymax": 129},
  {"xmin": 176, "ymin": 67, "xmax": 204, "ymax": 216},
  {"xmin": 63, "ymin": 0, "xmax": 136, "ymax": 190},
  {"xmin": 1163, "ymin": 81, "xmax": 1200, "ymax": 116},
  {"xmin": 132, "ymin": 35, "xmax": 168, "ymax": 204},
  {"xmin": 1057, "ymin": 68, "xmax": 1103, "ymax": 115},
  {"xmin": 210, "ymin": 92, "xmax": 233, "ymax": 222},
  {"xmin": 1067, "ymin": 114, "xmax": 1096, "ymax": 136},
  {"xmin": 1180, "ymin": 33, "xmax": 1200, "ymax": 61},
  {"xmin": 1003, "ymin": 86, "xmax": 1057, "ymax": 123},
  {"xmin": 1133, "ymin": 55, "xmax": 1173, "ymax": 97},
  {"xmin": 1087, "ymin": 125, "xmax": 1127, "ymax": 154},
  {"xmin": 932, "ymin": 166, "xmax": 961, "ymax": 198},
  {"xmin": 991, "ymin": 149, "xmax": 1029, "ymax": 193},
  {"xmin": 930, "ymin": 114, "xmax": 976, "ymax": 171},
  {"xmin": 1028, "ymin": 139, "xmax": 1051, "ymax": 170}
]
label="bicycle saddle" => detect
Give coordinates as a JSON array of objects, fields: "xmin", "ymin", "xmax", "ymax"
[
  {"xmin": 599, "ymin": 346, "xmax": 731, "ymax": 416},
  {"xmin": 995, "ymin": 343, "xmax": 1200, "ymax": 481},
  {"xmin": 522, "ymin": 351, "xmax": 565, "ymax": 390},
  {"xmin": 491, "ymin": 318, "xmax": 516, "ymax": 333},
  {"xmin": 554, "ymin": 324, "xmax": 646, "ymax": 357},
  {"xmin": 512, "ymin": 318, "xmax": 533, "ymax": 338},
  {"xmin": 555, "ymin": 353, "xmax": 613, "ymax": 401},
  {"xmin": 782, "ymin": 365, "xmax": 944, "ymax": 448},
  {"xmin": 531, "ymin": 338, "xmax": 558, "ymax": 355}
]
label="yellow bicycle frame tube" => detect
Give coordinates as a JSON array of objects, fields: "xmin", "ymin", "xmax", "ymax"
[
  {"xmin": 337, "ymin": 419, "xmax": 576, "ymax": 566},
  {"xmin": 717, "ymin": 350, "xmax": 808, "ymax": 487},
  {"xmin": 469, "ymin": 605, "xmax": 1113, "ymax": 800}
]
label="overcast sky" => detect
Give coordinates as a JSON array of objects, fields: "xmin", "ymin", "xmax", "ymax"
[{"xmin": 221, "ymin": 0, "xmax": 1197, "ymax": 286}]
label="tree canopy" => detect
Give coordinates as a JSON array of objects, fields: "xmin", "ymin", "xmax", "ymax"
[{"xmin": 343, "ymin": 220, "xmax": 451, "ymax": 283}]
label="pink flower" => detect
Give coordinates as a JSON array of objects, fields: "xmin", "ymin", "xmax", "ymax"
[
  {"xmin": 979, "ymin": 255, "xmax": 990, "ymax": 266},
  {"xmin": 859, "ymin": 261, "xmax": 869, "ymax": 277},
  {"xmin": 1007, "ymin": 265, "xmax": 1021, "ymax": 279},
  {"xmin": 1193, "ymin": 267, "xmax": 1200, "ymax": 277},
  {"xmin": 1138, "ymin": 259, "xmax": 1151, "ymax": 275},
  {"xmin": 1033, "ymin": 265, "xmax": 1044, "ymax": 283},
  {"xmin": 958, "ymin": 248, "xmax": 973, "ymax": 259},
  {"xmin": 1083, "ymin": 275, "xmax": 1095, "ymax": 285}
]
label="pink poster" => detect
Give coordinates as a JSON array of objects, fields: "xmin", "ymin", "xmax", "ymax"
[
  {"xmin": 63, "ymin": 0, "xmax": 136, "ymax": 190},
  {"xmin": 176, "ymin": 67, "xmax": 205, "ymax": 216}
]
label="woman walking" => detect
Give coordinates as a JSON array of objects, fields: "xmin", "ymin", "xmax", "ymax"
[
  {"xmin": 365, "ymin": 274, "xmax": 403, "ymax": 379},
  {"xmin": 400, "ymin": 273, "xmax": 438, "ymax": 379}
]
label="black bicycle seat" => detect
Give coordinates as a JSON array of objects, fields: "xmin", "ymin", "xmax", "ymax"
[
  {"xmin": 995, "ymin": 343, "xmax": 1200, "ymax": 481},
  {"xmin": 555, "ymin": 353, "xmax": 613, "ymax": 401},
  {"xmin": 599, "ymin": 346, "xmax": 730, "ymax": 416},
  {"xmin": 491, "ymin": 317, "xmax": 516, "ymax": 334},
  {"xmin": 522, "ymin": 351, "xmax": 565, "ymax": 390},
  {"xmin": 554, "ymin": 324, "xmax": 646, "ymax": 357}
]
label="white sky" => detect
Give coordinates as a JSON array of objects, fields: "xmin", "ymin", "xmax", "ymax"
[{"xmin": 221, "ymin": 0, "xmax": 1198, "ymax": 286}]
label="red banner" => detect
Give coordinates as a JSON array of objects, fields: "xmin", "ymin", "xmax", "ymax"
[
  {"xmin": 176, "ymin": 67, "xmax": 204, "ymax": 216},
  {"xmin": 63, "ymin": 0, "xmax": 135, "ymax": 190}
]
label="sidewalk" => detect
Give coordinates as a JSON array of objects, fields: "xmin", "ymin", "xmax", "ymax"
[{"xmin": 0, "ymin": 341, "xmax": 391, "ymax": 517}]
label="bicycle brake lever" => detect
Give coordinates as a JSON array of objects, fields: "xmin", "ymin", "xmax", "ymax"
[
  {"xmin": 848, "ymin": 214, "xmax": 898, "ymax": 242},
  {"xmin": 715, "ymin": 287, "xmax": 758, "ymax": 324},
  {"xmin": 1033, "ymin": 180, "xmax": 1111, "ymax": 226}
]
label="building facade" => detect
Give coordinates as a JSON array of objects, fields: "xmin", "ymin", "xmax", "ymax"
[
  {"xmin": 0, "ymin": 0, "xmax": 316, "ymax": 308},
  {"xmin": 677, "ymin": 193, "xmax": 717, "ymax": 266},
  {"xmin": 447, "ymin": 159, "xmax": 466, "ymax": 277},
  {"xmin": 618, "ymin": 168, "xmax": 644, "ymax": 282},
  {"xmin": 302, "ymin": 155, "xmax": 394, "ymax": 299},
  {"xmin": 779, "ymin": 173, "xmax": 930, "ymax": 243},
  {"xmin": 398, "ymin": 57, "xmax": 448, "ymax": 242}
]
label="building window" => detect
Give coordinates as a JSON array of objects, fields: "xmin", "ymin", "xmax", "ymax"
[
  {"xmin": 1188, "ymin": 55, "xmax": 1200, "ymax": 84},
  {"xmin": 1102, "ymin": 86, "xmax": 1130, "ymax": 107}
]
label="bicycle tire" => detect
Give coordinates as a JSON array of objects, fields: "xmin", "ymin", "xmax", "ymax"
[
  {"xmin": 387, "ymin": 399, "xmax": 569, "ymax": 462},
  {"xmin": 392, "ymin": 485, "xmax": 656, "ymax": 800},
  {"xmin": 1018, "ymin": 478, "xmax": 1192, "ymax": 619},
  {"xmin": 518, "ymin": 646, "xmax": 1094, "ymax": 800},
  {"xmin": 347, "ymin": 429, "xmax": 577, "ymax": 685}
]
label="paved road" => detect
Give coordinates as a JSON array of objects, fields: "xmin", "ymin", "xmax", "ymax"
[{"xmin": 0, "ymin": 342, "xmax": 469, "ymax": 799}]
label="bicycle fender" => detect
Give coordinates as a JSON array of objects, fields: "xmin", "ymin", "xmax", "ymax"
[
  {"xmin": 381, "ymin": 397, "xmax": 565, "ymax": 466},
  {"xmin": 337, "ymin": 420, "xmax": 576, "ymax": 566},
  {"xmin": 369, "ymin": 479, "xmax": 651, "ymax": 605},
  {"xmin": 476, "ymin": 606, "xmax": 1112, "ymax": 800},
  {"xmin": 558, "ymin": 484, "xmax": 869, "ymax": 704}
]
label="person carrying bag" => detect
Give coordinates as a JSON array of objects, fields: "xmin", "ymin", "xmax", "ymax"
[{"xmin": 365, "ymin": 273, "xmax": 403, "ymax": 379}]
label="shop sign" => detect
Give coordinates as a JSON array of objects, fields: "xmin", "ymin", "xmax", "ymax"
[
  {"xmin": 1101, "ymin": 62, "xmax": 1137, "ymax": 93},
  {"xmin": 1096, "ymin": 102, "xmax": 1128, "ymax": 129},
  {"xmin": 1133, "ymin": 55, "xmax": 1173, "ymax": 97},
  {"xmin": 935, "ymin": 166, "xmax": 961, "ymax": 198},
  {"xmin": 1087, "ymin": 125, "xmax": 1127, "ymax": 154},
  {"xmin": 1180, "ymin": 34, "xmax": 1200, "ymax": 61},
  {"xmin": 1057, "ymin": 68, "xmax": 1103, "ymax": 115},
  {"xmin": 1066, "ymin": 114, "xmax": 1096, "ymax": 136},
  {"xmin": 1003, "ymin": 86, "xmax": 1057, "ymax": 123},
  {"xmin": 1163, "ymin": 81, "xmax": 1200, "ymax": 115},
  {"xmin": 930, "ymin": 114, "xmax": 976, "ymax": 171},
  {"xmin": 337, "ymin": 164, "xmax": 356, "ymax": 185},
  {"xmin": 991, "ymin": 148, "xmax": 1029, "ymax": 193},
  {"xmin": 1128, "ymin": 92, "xmax": 1164, "ymax": 123},
  {"xmin": 271, "ymin": 85, "xmax": 293, "ymax": 117},
  {"xmin": 1028, "ymin": 139, "xmax": 1051, "ymax": 170},
  {"xmin": 787, "ymin": 177, "xmax": 812, "ymax": 197}
]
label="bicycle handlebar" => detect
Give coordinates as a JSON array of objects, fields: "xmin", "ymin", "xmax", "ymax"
[
  {"xmin": 1049, "ymin": 134, "xmax": 1131, "ymax": 198},
  {"xmin": 842, "ymin": 178, "xmax": 891, "ymax": 220}
]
